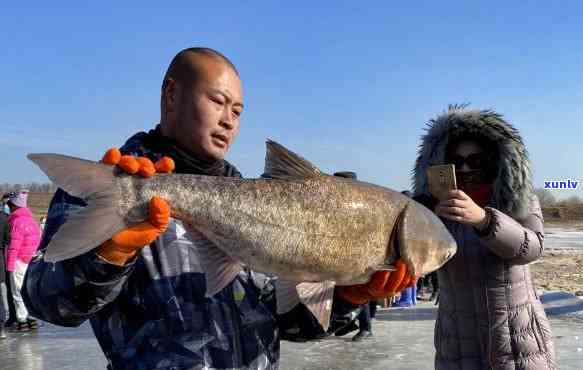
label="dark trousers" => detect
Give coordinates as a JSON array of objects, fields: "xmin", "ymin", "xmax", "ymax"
[
  {"xmin": 369, "ymin": 300, "xmax": 377, "ymax": 319},
  {"xmin": 4, "ymin": 270, "xmax": 16, "ymax": 325},
  {"xmin": 429, "ymin": 272, "xmax": 439, "ymax": 294},
  {"xmin": 418, "ymin": 272, "xmax": 439, "ymax": 294},
  {"xmin": 357, "ymin": 301, "xmax": 377, "ymax": 332}
]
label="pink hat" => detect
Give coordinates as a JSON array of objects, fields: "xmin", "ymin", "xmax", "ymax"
[{"xmin": 8, "ymin": 190, "xmax": 28, "ymax": 208}]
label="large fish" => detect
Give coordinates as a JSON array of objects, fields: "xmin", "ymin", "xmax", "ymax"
[{"xmin": 28, "ymin": 140, "xmax": 456, "ymax": 329}]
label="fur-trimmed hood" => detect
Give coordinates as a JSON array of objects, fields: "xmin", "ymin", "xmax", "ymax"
[{"xmin": 412, "ymin": 104, "xmax": 534, "ymax": 220}]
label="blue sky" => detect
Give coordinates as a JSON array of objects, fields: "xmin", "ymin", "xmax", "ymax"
[{"xmin": 2, "ymin": 2, "xmax": 582, "ymax": 199}]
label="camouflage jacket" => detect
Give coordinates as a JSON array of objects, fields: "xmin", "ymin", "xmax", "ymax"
[{"xmin": 23, "ymin": 131, "xmax": 359, "ymax": 370}]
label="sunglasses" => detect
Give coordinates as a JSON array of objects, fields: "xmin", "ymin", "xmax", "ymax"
[{"xmin": 449, "ymin": 153, "xmax": 488, "ymax": 170}]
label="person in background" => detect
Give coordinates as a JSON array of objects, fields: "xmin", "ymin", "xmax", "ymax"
[
  {"xmin": 1, "ymin": 194, "xmax": 16, "ymax": 330},
  {"xmin": 351, "ymin": 301, "xmax": 377, "ymax": 341},
  {"xmin": 39, "ymin": 216, "xmax": 47, "ymax": 232},
  {"xmin": 412, "ymin": 104, "xmax": 556, "ymax": 369},
  {"xmin": 0, "ymin": 197, "xmax": 10, "ymax": 338},
  {"xmin": 427, "ymin": 272, "xmax": 438, "ymax": 302},
  {"xmin": 416, "ymin": 271, "xmax": 438, "ymax": 302},
  {"xmin": 6, "ymin": 190, "xmax": 41, "ymax": 331}
]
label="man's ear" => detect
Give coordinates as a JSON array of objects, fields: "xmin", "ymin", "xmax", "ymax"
[{"xmin": 162, "ymin": 78, "xmax": 177, "ymax": 113}]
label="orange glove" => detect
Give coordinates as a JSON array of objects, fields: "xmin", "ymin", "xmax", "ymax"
[
  {"xmin": 337, "ymin": 259, "xmax": 417, "ymax": 305},
  {"xmin": 96, "ymin": 148, "xmax": 175, "ymax": 266}
]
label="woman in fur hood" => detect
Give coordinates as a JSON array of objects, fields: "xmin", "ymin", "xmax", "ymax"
[{"xmin": 412, "ymin": 105, "xmax": 556, "ymax": 369}]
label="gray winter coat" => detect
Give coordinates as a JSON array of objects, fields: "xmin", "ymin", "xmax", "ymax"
[{"xmin": 413, "ymin": 105, "xmax": 556, "ymax": 369}]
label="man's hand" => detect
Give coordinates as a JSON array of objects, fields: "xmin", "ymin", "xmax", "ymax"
[
  {"xmin": 435, "ymin": 189, "xmax": 487, "ymax": 228},
  {"xmin": 337, "ymin": 259, "xmax": 416, "ymax": 305},
  {"xmin": 97, "ymin": 148, "xmax": 175, "ymax": 266}
]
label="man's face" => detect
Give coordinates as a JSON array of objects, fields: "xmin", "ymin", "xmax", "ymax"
[{"xmin": 166, "ymin": 58, "xmax": 243, "ymax": 161}]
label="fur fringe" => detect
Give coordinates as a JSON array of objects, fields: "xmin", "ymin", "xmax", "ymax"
[{"xmin": 412, "ymin": 104, "xmax": 534, "ymax": 220}]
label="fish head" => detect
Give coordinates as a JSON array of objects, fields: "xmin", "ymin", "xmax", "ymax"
[{"xmin": 396, "ymin": 200, "xmax": 457, "ymax": 277}]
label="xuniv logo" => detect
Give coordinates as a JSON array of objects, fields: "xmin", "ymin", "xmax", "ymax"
[{"xmin": 544, "ymin": 179, "xmax": 579, "ymax": 189}]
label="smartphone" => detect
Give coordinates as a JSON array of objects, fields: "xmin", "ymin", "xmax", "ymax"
[{"xmin": 427, "ymin": 164, "xmax": 457, "ymax": 201}]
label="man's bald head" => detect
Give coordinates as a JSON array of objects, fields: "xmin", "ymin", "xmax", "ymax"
[
  {"xmin": 158, "ymin": 47, "xmax": 243, "ymax": 161},
  {"xmin": 162, "ymin": 47, "xmax": 239, "ymax": 91}
]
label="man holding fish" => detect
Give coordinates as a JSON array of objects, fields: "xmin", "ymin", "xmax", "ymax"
[{"xmin": 22, "ymin": 47, "xmax": 455, "ymax": 370}]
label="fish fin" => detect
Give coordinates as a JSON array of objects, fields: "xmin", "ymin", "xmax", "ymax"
[
  {"xmin": 28, "ymin": 154, "xmax": 118, "ymax": 198},
  {"xmin": 276, "ymin": 279, "xmax": 335, "ymax": 331},
  {"xmin": 27, "ymin": 154, "xmax": 126, "ymax": 262},
  {"xmin": 182, "ymin": 226, "xmax": 244, "ymax": 297},
  {"xmin": 275, "ymin": 279, "xmax": 302, "ymax": 314},
  {"xmin": 372, "ymin": 263, "xmax": 397, "ymax": 271},
  {"xmin": 262, "ymin": 139, "xmax": 325, "ymax": 179},
  {"xmin": 203, "ymin": 245, "xmax": 244, "ymax": 297}
]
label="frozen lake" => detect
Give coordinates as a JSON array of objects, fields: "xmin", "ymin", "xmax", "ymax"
[
  {"xmin": 1, "ymin": 296, "xmax": 582, "ymax": 370},
  {"xmin": 545, "ymin": 227, "xmax": 583, "ymax": 251},
  {"xmin": 1, "ymin": 227, "xmax": 582, "ymax": 369}
]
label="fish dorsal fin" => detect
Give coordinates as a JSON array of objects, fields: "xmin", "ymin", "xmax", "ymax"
[{"xmin": 262, "ymin": 139, "xmax": 324, "ymax": 179}]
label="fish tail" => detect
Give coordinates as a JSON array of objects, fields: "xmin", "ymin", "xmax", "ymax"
[{"xmin": 27, "ymin": 153, "xmax": 126, "ymax": 262}]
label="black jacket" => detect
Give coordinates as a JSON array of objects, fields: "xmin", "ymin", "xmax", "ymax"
[{"xmin": 0, "ymin": 212, "xmax": 9, "ymax": 282}]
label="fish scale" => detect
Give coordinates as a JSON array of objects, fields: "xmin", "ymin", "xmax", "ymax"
[{"xmin": 137, "ymin": 175, "xmax": 398, "ymax": 283}]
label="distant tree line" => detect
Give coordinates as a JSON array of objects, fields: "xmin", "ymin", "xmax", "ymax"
[
  {"xmin": 534, "ymin": 188, "xmax": 581, "ymax": 207},
  {"xmin": 0, "ymin": 182, "xmax": 57, "ymax": 194}
]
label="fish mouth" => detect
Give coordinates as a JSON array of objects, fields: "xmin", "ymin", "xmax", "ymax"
[{"xmin": 392, "ymin": 201, "xmax": 457, "ymax": 277}]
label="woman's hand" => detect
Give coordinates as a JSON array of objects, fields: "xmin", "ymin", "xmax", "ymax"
[{"xmin": 435, "ymin": 190, "xmax": 488, "ymax": 228}]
